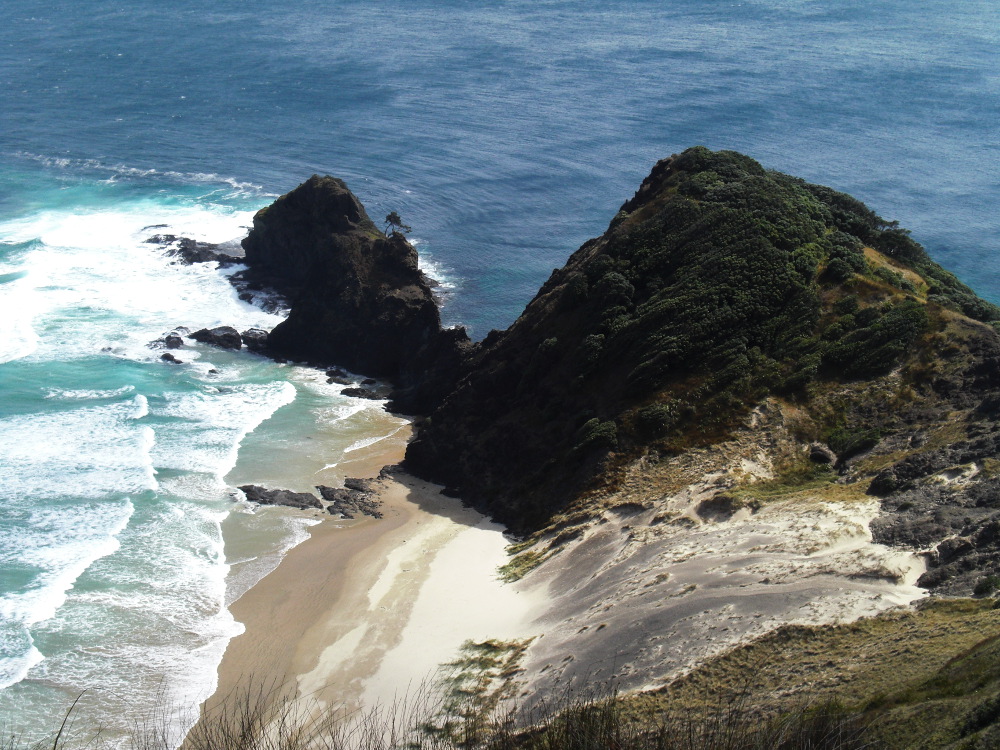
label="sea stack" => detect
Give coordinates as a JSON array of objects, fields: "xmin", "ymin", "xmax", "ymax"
[{"xmin": 241, "ymin": 174, "xmax": 469, "ymax": 395}]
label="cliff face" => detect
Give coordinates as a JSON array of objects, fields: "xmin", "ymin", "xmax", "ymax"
[
  {"xmin": 404, "ymin": 148, "xmax": 1000, "ymax": 596},
  {"xmin": 242, "ymin": 175, "xmax": 470, "ymax": 392}
]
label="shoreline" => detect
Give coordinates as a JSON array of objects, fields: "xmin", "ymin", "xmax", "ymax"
[{"xmin": 200, "ymin": 434, "xmax": 541, "ymax": 729}]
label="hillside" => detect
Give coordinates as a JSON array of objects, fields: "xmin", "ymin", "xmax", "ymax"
[
  {"xmin": 398, "ymin": 147, "xmax": 1000, "ymax": 595},
  {"xmin": 235, "ymin": 149, "xmax": 1000, "ymax": 745}
]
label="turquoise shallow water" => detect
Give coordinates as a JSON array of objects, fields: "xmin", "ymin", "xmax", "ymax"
[
  {"xmin": 0, "ymin": 176, "xmax": 410, "ymax": 739},
  {"xmin": 1, "ymin": 0, "xmax": 999, "ymax": 741}
]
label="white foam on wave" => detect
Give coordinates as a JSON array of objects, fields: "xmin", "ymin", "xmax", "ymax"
[
  {"xmin": 149, "ymin": 381, "xmax": 296, "ymax": 484},
  {"xmin": 13, "ymin": 495, "xmax": 244, "ymax": 738},
  {"xmin": 0, "ymin": 262, "xmax": 40, "ymax": 365},
  {"xmin": 0, "ymin": 179, "xmax": 305, "ymax": 736},
  {"xmin": 0, "ymin": 498, "xmax": 134, "ymax": 690},
  {"xmin": 12, "ymin": 153, "xmax": 272, "ymax": 197},
  {"xmin": 343, "ymin": 423, "xmax": 409, "ymax": 454},
  {"xmin": 223, "ymin": 514, "xmax": 322, "ymax": 607},
  {"xmin": 412, "ymin": 237, "xmax": 459, "ymax": 292},
  {"xmin": 317, "ymin": 399, "xmax": 371, "ymax": 427},
  {"xmin": 0, "ymin": 396, "xmax": 158, "ymax": 501},
  {"xmin": 44, "ymin": 384, "xmax": 136, "ymax": 400},
  {"xmin": 0, "ymin": 200, "xmax": 282, "ymax": 364}
]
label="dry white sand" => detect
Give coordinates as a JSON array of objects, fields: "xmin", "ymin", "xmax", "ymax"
[{"xmin": 202, "ymin": 448, "xmax": 541, "ymax": 724}]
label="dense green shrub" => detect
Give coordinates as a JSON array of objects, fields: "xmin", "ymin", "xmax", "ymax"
[
  {"xmin": 636, "ymin": 403, "xmax": 676, "ymax": 438},
  {"xmin": 821, "ymin": 300, "xmax": 928, "ymax": 379},
  {"xmin": 825, "ymin": 258, "xmax": 855, "ymax": 283},
  {"xmin": 573, "ymin": 418, "xmax": 619, "ymax": 452}
]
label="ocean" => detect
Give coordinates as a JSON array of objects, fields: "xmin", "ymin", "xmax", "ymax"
[{"xmin": 1, "ymin": 0, "xmax": 998, "ymax": 741}]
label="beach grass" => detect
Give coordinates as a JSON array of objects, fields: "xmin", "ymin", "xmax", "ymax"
[{"xmin": 3, "ymin": 681, "xmax": 882, "ymax": 750}]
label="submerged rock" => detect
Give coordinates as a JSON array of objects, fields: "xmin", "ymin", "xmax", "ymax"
[
  {"xmin": 147, "ymin": 234, "xmax": 244, "ymax": 266},
  {"xmin": 342, "ymin": 387, "xmax": 382, "ymax": 400}
]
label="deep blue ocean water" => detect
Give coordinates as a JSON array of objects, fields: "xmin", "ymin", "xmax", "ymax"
[{"xmin": 1, "ymin": 0, "xmax": 998, "ymax": 741}]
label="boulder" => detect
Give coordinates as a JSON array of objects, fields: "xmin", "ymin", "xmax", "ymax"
[
  {"xmin": 241, "ymin": 328, "xmax": 269, "ymax": 352},
  {"xmin": 191, "ymin": 326, "xmax": 243, "ymax": 350}
]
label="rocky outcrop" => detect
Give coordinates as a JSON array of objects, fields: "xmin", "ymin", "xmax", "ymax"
[
  {"xmin": 240, "ymin": 175, "xmax": 471, "ymax": 395},
  {"xmin": 146, "ymin": 234, "xmax": 244, "ymax": 266},
  {"xmin": 239, "ymin": 485, "xmax": 323, "ymax": 510},
  {"xmin": 237, "ymin": 149, "xmax": 1000, "ymax": 596},
  {"xmin": 164, "ymin": 333, "xmax": 184, "ymax": 349},
  {"xmin": 240, "ymin": 327, "xmax": 269, "ymax": 352},
  {"xmin": 317, "ymin": 479, "xmax": 383, "ymax": 519}
]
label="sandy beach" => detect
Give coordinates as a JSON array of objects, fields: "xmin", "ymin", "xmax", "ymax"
[{"xmin": 202, "ymin": 436, "xmax": 540, "ymax": 726}]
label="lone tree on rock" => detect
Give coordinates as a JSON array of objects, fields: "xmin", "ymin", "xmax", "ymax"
[{"xmin": 384, "ymin": 211, "xmax": 412, "ymax": 236}]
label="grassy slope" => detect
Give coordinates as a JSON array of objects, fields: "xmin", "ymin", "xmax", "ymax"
[{"xmin": 624, "ymin": 598, "xmax": 1000, "ymax": 749}]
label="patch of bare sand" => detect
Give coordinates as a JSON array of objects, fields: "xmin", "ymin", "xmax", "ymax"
[
  {"xmin": 513, "ymin": 483, "xmax": 927, "ymax": 705},
  {"xmin": 202, "ymin": 458, "xmax": 540, "ymax": 726}
]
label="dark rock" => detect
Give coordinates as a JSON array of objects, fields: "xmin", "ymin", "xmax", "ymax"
[
  {"xmin": 327, "ymin": 375, "xmax": 353, "ymax": 385},
  {"xmin": 326, "ymin": 367, "xmax": 348, "ymax": 378},
  {"xmin": 191, "ymin": 326, "xmax": 243, "ymax": 350},
  {"xmin": 342, "ymin": 387, "xmax": 381, "ymax": 400},
  {"xmin": 868, "ymin": 471, "xmax": 900, "ymax": 496},
  {"xmin": 240, "ymin": 175, "xmax": 469, "ymax": 395},
  {"xmin": 361, "ymin": 378, "xmax": 377, "ymax": 385},
  {"xmin": 164, "ymin": 334, "xmax": 184, "ymax": 349},
  {"xmin": 160, "ymin": 352, "xmax": 182, "ymax": 364},
  {"xmin": 147, "ymin": 234, "xmax": 244, "ymax": 266},
  {"xmin": 317, "ymin": 480, "xmax": 383, "ymax": 519},
  {"xmin": 379, "ymin": 464, "xmax": 401, "ymax": 480},
  {"xmin": 238, "ymin": 485, "xmax": 322, "ymax": 510},
  {"xmin": 808, "ymin": 443, "xmax": 837, "ymax": 464},
  {"xmin": 239, "ymin": 292, "xmax": 254, "ymax": 302},
  {"xmin": 344, "ymin": 477, "xmax": 374, "ymax": 493},
  {"xmin": 241, "ymin": 328, "xmax": 269, "ymax": 352}
]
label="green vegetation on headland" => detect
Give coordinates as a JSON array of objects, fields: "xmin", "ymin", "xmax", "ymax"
[{"xmin": 405, "ymin": 147, "xmax": 1000, "ymax": 552}]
